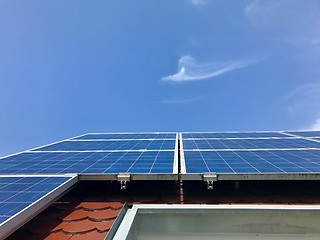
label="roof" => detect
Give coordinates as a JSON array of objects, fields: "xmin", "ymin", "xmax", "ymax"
[
  {"xmin": 3, "ymin": 131, "xmax": 320, "ymax": 239},
  {"xmin": 8, "ymin": 180, "xmax": 320, "ymax": 239}
]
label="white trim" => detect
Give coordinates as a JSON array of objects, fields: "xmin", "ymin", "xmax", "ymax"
[
  {"xmin": 173, "ymin": 133, "xmax": 179, "ymax": 174},
  {"xmin": 73, "ymin": 132, "xmax": 177, "ymax": 135},
  {"xmin": 179, "ymin": 133, "xmax": 186, "ymax": 174},
  {"xmin": 0, "ymin": 174, "xmax": 77, "ymax": 178},
  {"xmin": 131, "ymin": 204, "xmax": 320, "ymax": 210},
  {"xmin": 182, "ymin": 130, "xmax": 320, "ymax": 134},
  {"xmin": 29, "ymin": 149, "xmax": 176, "ymax": 153},
  {"xmin": 113, "ymin": 205, "xmax": 138, "ymax": 240},
  {"xmin": 68, "ymin": 138, "xmax": 176, "ymax": 142},
  {"xmin": 180, "ymin": 173, "xmax": 320, "ymax": 180}
]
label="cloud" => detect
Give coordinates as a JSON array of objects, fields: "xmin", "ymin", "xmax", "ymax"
[
  {"xmin": 159, "ymin": 97, "xmax": 200, "ymax": 104},
  {"xmin": 190, "ymin": 0, "xmax": 208, "ymax": 5},
  {"xmin": 162, "ymin": 55, "xmax": 260, "ymax": 82}
]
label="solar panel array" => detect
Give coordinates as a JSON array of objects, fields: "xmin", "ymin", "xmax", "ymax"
[
  {"xmin": 1, "ymin": 131, "xmax": 320, "ymax": 237},
  {"xmin": 0, "ymin": 133, "xmax": 178, "ymax": 176},
  {"xmin": 0, "ymin": 175, "xmax": 77, "ymax": 239},
  {"xmin": 181, "ymin": 131, "xmax": 320, "ymax": 179}
]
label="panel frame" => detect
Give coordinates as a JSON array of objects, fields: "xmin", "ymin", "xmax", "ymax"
[
  {"xmin": 0, "ymin": 174, "xmax": 78, "ymax": 239},
  {"xmin": 69, "ymin": 132, "xmax": 178, "ymax": 140}
]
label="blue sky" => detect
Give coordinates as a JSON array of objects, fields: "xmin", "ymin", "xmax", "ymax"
[{"xmin": 1, "ymin": 0, "xmax": 320, "ymax": 156}]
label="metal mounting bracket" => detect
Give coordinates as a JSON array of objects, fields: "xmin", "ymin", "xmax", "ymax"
[
  {"xmin": 117, "ymin": 173, "xmax": 131, "ymax": 190},
  {"xmin": 203, "ymin": 173, "xmax": 217, "ymax": 190}
]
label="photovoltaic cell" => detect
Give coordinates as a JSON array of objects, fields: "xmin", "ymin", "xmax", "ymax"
[
  {"xmin": 0, "ymin": 176, "xmax": 76, "ymax": 238},
  {"xmin": 183, "ymin": 138, "xmax": 320, "ymax": 150},
  {"xmin": 33, "ymin": 139, "xmax": 176, "ymax": 152},
  {"xmin": 0, "ymin": 151, "xmax": 175, "ymax": 174}
]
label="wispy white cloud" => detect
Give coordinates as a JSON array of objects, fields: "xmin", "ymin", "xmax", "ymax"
[
  {"xmin": 190, "ymin": 0, "xmax": 208, "ymax": 6},
  {"xmin": 159, "ymin": 97, "xmax": 200, "ymax": 104},
  {"xmin": 162, "ymin": 55, "xmax": 260, "ymax": 82}
]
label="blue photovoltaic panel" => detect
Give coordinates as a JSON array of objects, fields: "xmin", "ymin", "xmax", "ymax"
[
  {"xmin": 184, "ymin": 150, "xmax": 320, "ymax": 174},
  {"xmin": 74, "ymin": 133, "xmax": 176, "ymax": 140},
  {"xmin": 182, "ymin": 131, "xmax": 320, "ymax": 177},
  {"xmin": 33, "ymin": 139, "xmax": 176, "ymax": 152},
  {"xmin": 183, "ymin": 138, "xmax": 320, "ymax": 150},
  {"xmin": 285, "ymin": 131, "xmax": 320, "ymax": 138},
  {"xmin": 182, "ymin": 132, "xmax": 286, "ymax": 139},
  {"xmin": 0, "ymin": 176, "xmax": 74, "ymax": 228},
  {"xmin": 0, "ymin": 151, "xmax": 175, "ymax": 174}
]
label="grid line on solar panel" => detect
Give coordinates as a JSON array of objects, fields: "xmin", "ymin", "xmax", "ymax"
[
  {"xmin": 31, "ymin": 139, "xmax": 176, "ymax": 152},
  {"xmin": 182, "ymin": 132, "xmax": 288, "ymax": 139},
  {"xmin": 183, "ymin": 150, "xmax": 320, "ymax": 174},
  {"xmin": 73, "ymin": 133, "xmax": 177, "ymax": 140},
  {"xmin": 0, "ymin": 151, "xmax": 175, "ymax": 174},
  {"xmin": 182, "ymin": 138, "xmax": 320, "ymax": 150}
]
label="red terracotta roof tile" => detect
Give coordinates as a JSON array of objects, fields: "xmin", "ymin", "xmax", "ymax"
[
  {"xmin": 63, "ymin": 209, "xmax": 88, "ymax": 222},
  {"xmin": 62, "ymin": 219, "xmax": 97, "ymax": 234},
  {"xmin": 69, "ymin": 230, "xmax": 107, "ymax": 240},
  {"xmin": 95, "ymin": 220, "xmax": 114, "ymax": 232},
  {"xmin": 88, "ymin": 209, "xmax": 120, "ymax": 221},
  {"xmin": 43, "ymin": 231, "xmax": 72, "ymax": 240}
]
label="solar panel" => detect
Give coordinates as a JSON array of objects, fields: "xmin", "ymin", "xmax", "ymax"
[
  {"xmin": 0, "ymin": 151, "xmax": 175, "ymax": 175},
  {"xmin": 181, "ymin": 131, "xmax": 320, "ymax": 180},
  {"xmin": 184, "ymin": 150, "xmax": 320, "ymax": 173},
  {"xmin": 0, "ymin": 175, "xmax": 77, "ymax": 239},
  {"xmin": 0, "ymin": 132, "xmax": 179, "ymax": 180}
]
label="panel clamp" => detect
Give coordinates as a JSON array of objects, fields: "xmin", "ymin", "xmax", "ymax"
[
  {"xmin": 202, "ymin": 173, "xmax": 217, "ymax": 190},
  {"xmin": 117, "ymin": 173, "xmax": 131, "ymax": 190}
]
